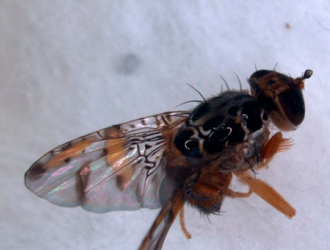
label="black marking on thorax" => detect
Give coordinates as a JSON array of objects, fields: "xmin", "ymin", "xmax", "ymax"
[{"xmin": 174, "ymin": 91, "xmax": 263, "ymax": 156}]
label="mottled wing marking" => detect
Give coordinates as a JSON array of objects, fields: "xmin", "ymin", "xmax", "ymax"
[
  {"xmin": 44, "ymin": 140, "xmax": 91, "ymax": 169},
  {"xmin": 116, "ymin": 165, "xmax": 136, "ymax": 191},
  {"xmin": 106, "ymin": 138, "xmax": 126, "ymax": 159},
  {"xmin": 25, "ymin": 112, "xmax": 189, "ymax": 213}
]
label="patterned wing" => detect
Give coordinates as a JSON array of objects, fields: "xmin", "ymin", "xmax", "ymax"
[{"xmin": 25, "ymin": 111, "xmax": 189, "ymax": 213}]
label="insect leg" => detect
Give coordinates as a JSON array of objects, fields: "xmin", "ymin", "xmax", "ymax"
[
  {"xmin": 258, "ymin": 132, "xmax": 294, "ymax": 170},
  {"xmin": 187, "ymin": 171, "xmax": 232, "ymax": 214},
  {"xmin": 235, "ymin": 171, "xmax": 296, "ymax": 218},
  {"xmin": 187, "ymin": 178, "xmax": 225, "ymax": 214},
  {"xmin": 179, "ymin": 206, "xmax": 192, "ymax": 239},
  {"xmin": 218, "ymin": 186, "xmax": 253, "ymax": 198},
  {"xmin": 138, "ymin": 189, "xmax": 185, "ymax": 250}
]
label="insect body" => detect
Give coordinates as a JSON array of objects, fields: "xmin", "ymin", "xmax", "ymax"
[{"xmin": 25, "ymin": 69, "xmax": 312, "ymax": 250}]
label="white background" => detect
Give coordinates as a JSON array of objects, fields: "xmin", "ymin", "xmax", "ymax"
[{"xmin": 1, "ymin": 1, "xmax": 329, "ymax": 250}]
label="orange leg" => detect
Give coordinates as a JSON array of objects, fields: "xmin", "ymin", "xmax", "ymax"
[
  {"xmin": 235, "ymin": 171, "xmax": 296, "ymax": 218},
  {"xmin": 218, "ymin": 186, "xmax": 253, "ymax": 198},
  {"xmin": 179, "ymin": 206, "xmax": 192, "ymax": 239},
  {"xmin": 257, "ymin": 132, "xmax": 294, "ymax": 170}
]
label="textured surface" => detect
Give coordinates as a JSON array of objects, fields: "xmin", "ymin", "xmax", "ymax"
[{"xmin": 1, "ymin": 1, "xmax": 329, "ymax": 250}]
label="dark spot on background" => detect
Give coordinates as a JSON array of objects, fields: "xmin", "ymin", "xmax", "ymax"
[{"xmin": 116, "ymin": 53, "xmax": 141, "ymax": 75}]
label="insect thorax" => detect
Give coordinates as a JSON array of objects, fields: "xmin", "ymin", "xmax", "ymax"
[{"xmin": 174, "ymin": 91, "xmax": 270, "ymax": 172}]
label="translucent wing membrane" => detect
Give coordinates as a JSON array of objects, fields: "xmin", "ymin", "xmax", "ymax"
[{"xmin": 25, "ymin": 111, "xmax": 189, "ymax": 213}]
